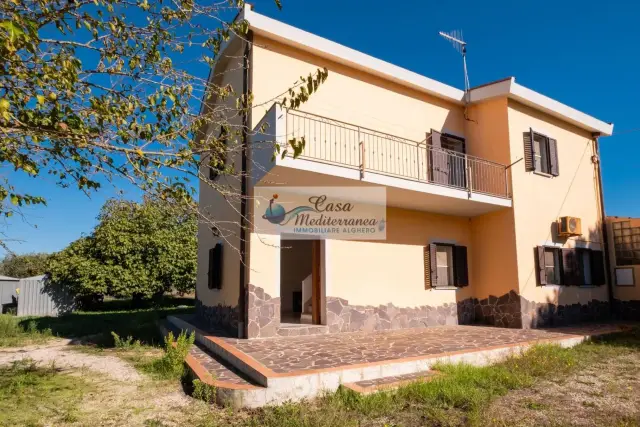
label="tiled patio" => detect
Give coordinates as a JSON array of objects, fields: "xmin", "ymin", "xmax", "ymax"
[
  {"xmin": 219, "ymin": 323, "xmax": 625, "ymax": 374},
  {"xmin": 168, "ymin": 315, "xmax": 630, "ymax": 407}
]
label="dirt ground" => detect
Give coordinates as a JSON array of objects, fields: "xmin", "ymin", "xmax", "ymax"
[
  {"xmin": 0, "ymin": 339, "xmax": 142, "ymax": 382},
  {"xmin": 486, "ymin": 350, "xmax": 640, "ymax": 426},
  {"xmin": 0, "ymin": 341, "xmax": 208, "ymax": 426}
]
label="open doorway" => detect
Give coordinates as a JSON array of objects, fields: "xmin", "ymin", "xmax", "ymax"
[{"xmin": 280, "ymin": 239, "xmax": 322, "ymax": 325}]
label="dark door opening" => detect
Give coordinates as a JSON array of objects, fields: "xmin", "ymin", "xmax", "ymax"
[{"xmin": 280, "ymin": 239, "xmax": 322, "ymax": 325}]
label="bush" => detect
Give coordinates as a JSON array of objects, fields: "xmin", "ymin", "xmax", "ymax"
[
  {"xmin": 111, "ymin": 332, "xmax": 141, "ymax": 349},
  {"xmin": 144, "ymin": 330, "xmax": 194, "ymax": 379},
  {"xmin": 192, "ymin": 379, "xmax": 216, "ymax": 403}
]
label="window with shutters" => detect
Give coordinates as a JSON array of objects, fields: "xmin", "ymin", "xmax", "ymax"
[
  {"xmin": 536, "ymin": 246, "xmax": 605, "ymax": 287},
  {"xmin": 544, "ymin": 247, "xmax": 562, "ymax": 285},
  {"xmin": 525, "ymin": 129, "xmax": 559, "ymax": 176},
  {"xmin": 424, "ymin": 243, "xmax": 469, "ymax": 288}
]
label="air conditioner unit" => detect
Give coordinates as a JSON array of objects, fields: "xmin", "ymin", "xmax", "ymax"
[{"xmin": 558, "ymin": 216, "xmax": 582, "ymax": 237}]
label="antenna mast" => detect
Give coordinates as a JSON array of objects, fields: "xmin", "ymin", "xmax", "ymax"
[{"xmin": 439, "ymin": 30, "xmax": 471, "ymax": 119}]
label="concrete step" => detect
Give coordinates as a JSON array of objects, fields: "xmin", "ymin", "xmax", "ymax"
[
  {"xmin": 160, "ymin": 320, "xmax": 270, "ymax": 408},
  {"xmin": 166, "ymin": 315, "xmax": 270, "ymax": 387},
  {"xmin": 342, "ymin": 370, "xmax": 440, "ymax": 395}
]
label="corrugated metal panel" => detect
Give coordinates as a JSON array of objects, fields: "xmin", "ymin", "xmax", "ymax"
[
  {"xmin": 0, "ymin": 280, "xmax": 19, "ymax": 306},
  {"xmin": 16, "ymin": 278, "xmax": 74, "ymax": 317}
]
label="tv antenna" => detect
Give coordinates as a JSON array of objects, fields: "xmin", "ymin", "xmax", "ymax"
[{"xmin": 439, "ymin": 30, "xmax": 472, "ymax": 120}]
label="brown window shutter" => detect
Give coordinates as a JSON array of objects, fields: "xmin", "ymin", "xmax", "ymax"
[
  {"xmin": 208, "ymin": 243, "xmax": 223, "ymax": 289},
  {"xmin": 523, "ymin": 128, "xmax": 535, "ymax": 172},
  {"xmin": 424, "ymin": 243, "xmax": 438, "ymax": 288},
  {"xmin": 453, "ymin": 245, "xmax": 469, "ymax": 287},
  {"xmin": 562, "ymin": 248, "xmax": 580, "ymax": 286},
  {"xmin": 590, "ymin": 250, "xmax": 605, "ymax": 286},
  {"xmin": 423, "ymin": 246, "xmax": 431, "ymax": 288},
  {"xmin": 536, "ymin": 246, "xmax": 547, "ymax": 286},
  {"xmin": 548, "ymin": 138, "xmax": 559, "ymax": 176},
  {"xmin": 430, "ymin": 129, "xmax": 442, "ymax": 149}
]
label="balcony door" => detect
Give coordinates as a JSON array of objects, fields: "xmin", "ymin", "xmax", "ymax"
[{"xmin": 429, "ymin": 130, "xmax": 466, "ymax": 189}]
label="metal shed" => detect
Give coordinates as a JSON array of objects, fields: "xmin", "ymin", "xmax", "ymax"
[
  {"xmin": 16, "ymin": 275, "xmax": 75, "ymax": 317},
  {"xmin": 0, "ymin": 275, "xmax": 20, "ymax": 313}
]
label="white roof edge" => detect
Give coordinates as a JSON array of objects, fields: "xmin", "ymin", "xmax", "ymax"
[
  {"xmin": 469, "ymin": 77, "xmax": 613, "ymax": 135},
  {"xmin": 240, "ymin": 6, "xmax": 614, "ymax": 136},
  {"xmin": 241, "ymin": 6, "xmax": 465, "ymax": 104}
]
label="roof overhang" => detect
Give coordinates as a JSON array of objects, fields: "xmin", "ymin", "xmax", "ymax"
[
  {"xmin": 470, "ymin": 77, "xmax": 613, "ymax": 135},
  {"xmin": 238, "ymin": 6, "xmax": 614, "ymax": 136}
]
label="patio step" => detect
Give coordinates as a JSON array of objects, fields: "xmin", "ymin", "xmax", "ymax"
[
  {"xmin": 159, "ymin": 321, "xmax": 270, "ymax": 408},
  {"xmin": 342, "ymin": 370, "xmax": 440, "ymax": 395},
  {"xmin": 166, "ymin": 315, "xmax": 270, "ymax": 387}
]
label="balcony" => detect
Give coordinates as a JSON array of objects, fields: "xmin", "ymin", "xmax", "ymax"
[{"xmin": 251, "ymin": 104, "xmax": 512, "ymax": 216}]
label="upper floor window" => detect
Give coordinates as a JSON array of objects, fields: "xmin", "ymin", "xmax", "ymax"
[
  {"xmin": 209, "ymin": 127, "xmax": 227, "ymax": 180},
  {"xmin": 525, "ymin": 129, "xmax": 559, "ymax": 176}
]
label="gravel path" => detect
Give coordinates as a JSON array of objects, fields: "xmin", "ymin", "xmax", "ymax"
[{"xmin": 0, "ymin": 340, "xmax": 142, "ymax": 382}]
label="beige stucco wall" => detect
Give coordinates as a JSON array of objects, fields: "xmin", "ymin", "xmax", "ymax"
[
  {"xmin": 320, "ymin": 207, "xmax": 473, "ymax": 308},
  {"xmin": 506, "ymin": 100, "xmax": 608, "ymax": 305},
  {"xmin": 196, "ymin": 42, "xmax": 245, "ymax": 308},
  {"xmin": 465, "ymin": 99, "xmax": 519, "ymax": 300},
  {"xmin": 251, "ymin": 34, "xmax": 465, "ymax": 142}
]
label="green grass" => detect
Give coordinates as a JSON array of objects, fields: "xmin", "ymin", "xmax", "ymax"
[
  {"xmin": 0, "ymin": 359, "xmax": 92, "ymax": 427},
  {"xmin": 21, "ymin": 296, "xmax": 194, "ymax": 348},
  {"xmin": 0, "ymin": 314, "xmax": 52, "ymax": 347}
]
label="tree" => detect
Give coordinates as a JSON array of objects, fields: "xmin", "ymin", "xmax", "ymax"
[
  {"xmin": 48, "ymin": 197, "xmax": 197, "ymax": 302},
  {"xmin": 0, "ymin": 0, "xmax": 327, "ymax": 250},
  {"xmin": 0, "ymin": 252, "xmax": 51, "ymax": 278}
]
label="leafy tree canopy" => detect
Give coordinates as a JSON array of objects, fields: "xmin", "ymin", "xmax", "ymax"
[
  {"xmin": 0, "ymin": 252, "xmax": 51, "ymax": 278},
  {"xmin": 0, "ymin": 0, "xmax": 326, "ymax": 249},
  {"xmin": 48, "ymin": 197, "xmax": 197, "ymax": 300}
]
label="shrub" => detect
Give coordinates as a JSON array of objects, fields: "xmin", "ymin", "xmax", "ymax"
[
  {"xmin": 111, "ymin": 332, "xmax": 142, "ymax": 349},
  {"xmin": 192, "ymin": 379, "xmax": 216, "ymax": 403},
  {"xmin": 145, "ymin": 330, "xmax": 194, "ymax": 379}
]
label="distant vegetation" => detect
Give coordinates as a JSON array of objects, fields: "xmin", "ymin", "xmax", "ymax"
[{"xmin": 0, "ymin": 252, "xmax": 51, "ymax": 279}]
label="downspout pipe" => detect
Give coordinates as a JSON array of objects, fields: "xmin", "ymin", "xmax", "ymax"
[
  {"xmin": 593, "ymin": 133, "xmax": 614, "ymax": 313},
  {"xmin": 238, "ymin": 31, "xmax": 252, "ymax": 338}
]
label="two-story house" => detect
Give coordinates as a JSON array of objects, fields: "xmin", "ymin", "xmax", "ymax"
[{"xmin": 196, "ymin": 5, "xmax": 614, "ymax": 339}]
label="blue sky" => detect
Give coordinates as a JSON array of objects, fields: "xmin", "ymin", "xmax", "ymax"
[{"xmin": 4, "ymin": 0, "xmax": 639, "ymax": 255}]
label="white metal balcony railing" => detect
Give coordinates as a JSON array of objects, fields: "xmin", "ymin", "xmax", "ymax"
[{"xmin": 282, "ymin": 108, "xmax": 511, "ymax": 199}]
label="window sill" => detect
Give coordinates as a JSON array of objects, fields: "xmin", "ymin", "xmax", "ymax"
[
  {"xmin": 540, "ymin": 284, "xmax": 562, "ymax": 289},
  {"xmin": 432, "ymin": 286, "xmax": 460, "ymax": 291},
  {"xmin": 579, "ymin": 285, "xmax": 598, "ymax": 289},
  {"xmin": 533, "ymin": 170, "xmax": 553, "ymax": 178}
]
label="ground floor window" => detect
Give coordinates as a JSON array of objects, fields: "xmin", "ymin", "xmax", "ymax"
[
  {"xmin": 425, "ymin": 243, "xmax": 468, "ymax": 288},
  {"xmin": 536, "ymin": 246, "xmax": 604, "ymax": 287}
]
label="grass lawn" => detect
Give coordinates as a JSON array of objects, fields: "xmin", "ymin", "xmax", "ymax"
[
  {"xmin": 0, "ymin": 295, "xmax": 194, "ymax": 348},
  {"xmin": 1, "ymin": 326, "xmax": 638, "ymax": 426}
]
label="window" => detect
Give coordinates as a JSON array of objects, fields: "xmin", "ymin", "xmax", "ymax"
[
  {"xmin": 543, "ymin": 247, "xmax": 562, "ymax": 285},
  {"xmin": 525, "ymin": 129, "xmax": 559, "ymax": 176},
  {"xmin": 209, "ymin": 127, "xmax": 227, "ymax": 180},
  {"xmin": 436, "ymin": 245, "xmax": 454, "ymax": 286},
  {"xmin": 208, "ymin": 243, "xmax": 223, "ymax": 289},
  {"xmin": 613, "ymin": 220, "xmax": 640, "ymax": 265},
  {"xmin": 536, "ymin": 246, "xmax": 605, "ymax": 286},
  {"xmin": 424, "ymin": 243, "xmax": 468, "ymax": 288}
]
